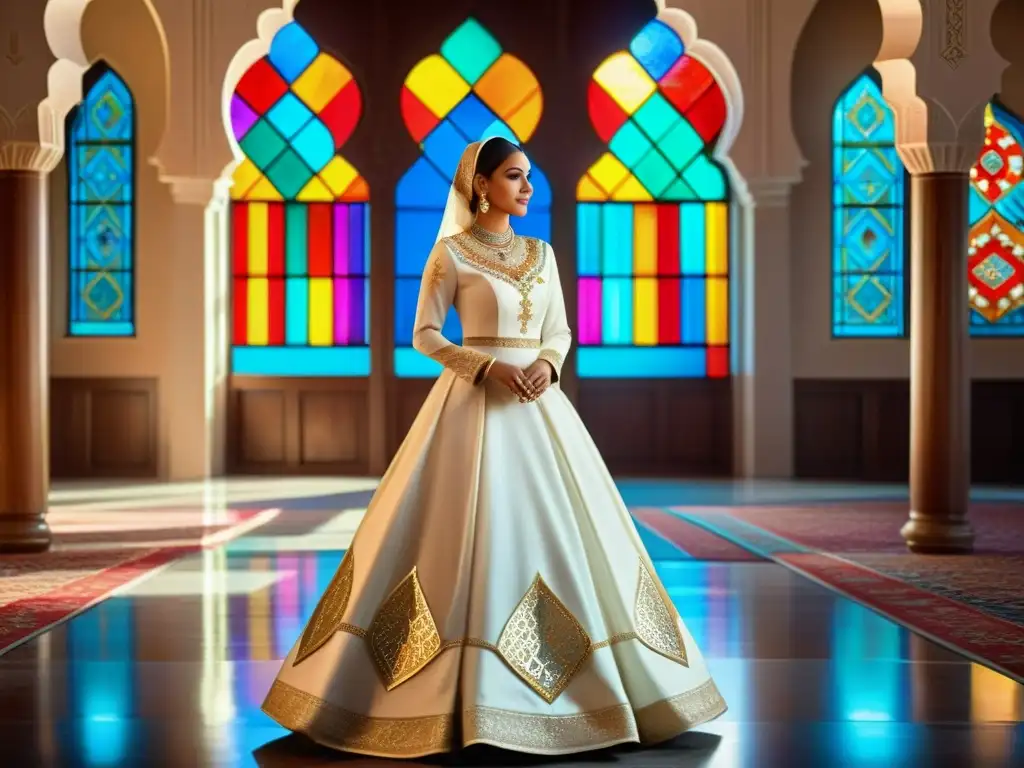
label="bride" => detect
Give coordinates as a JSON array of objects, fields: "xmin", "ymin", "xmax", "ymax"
[{"xmin": 261, "ymin": 137, "xmax": 727, "ymax": 758}]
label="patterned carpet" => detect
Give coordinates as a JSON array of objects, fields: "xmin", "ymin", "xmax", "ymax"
[{"xmin": 0, "ymin": 507, "xmax": 279, "ymax": 655}]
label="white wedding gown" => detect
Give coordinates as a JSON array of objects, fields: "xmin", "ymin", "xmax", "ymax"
[{"xmin": 261, "ymin": 231, "xmax": 727, "ymax": 758}]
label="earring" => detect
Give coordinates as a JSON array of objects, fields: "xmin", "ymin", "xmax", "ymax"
[{"xmin": 479, "ymin": 193, "xmax": 490, "ymax": 214}]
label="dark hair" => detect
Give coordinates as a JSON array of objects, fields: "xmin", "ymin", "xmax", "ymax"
[{"xmin": 469, "ymin": 138, "xmax": 524, "ymax": 214}]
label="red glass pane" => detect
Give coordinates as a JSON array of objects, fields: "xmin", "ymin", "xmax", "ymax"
[
  {"xmin": 320, "ymin": 80, "xmax": 362, "ymax": 149},
  {"xmin": 658, "ymin": 279, "xmax": 681, "ymax": 345},
  {"xmin": 308, "ymin": 204, "xmax": 332, "ymax": 277},
  {"xmin": 340, "ymin": 176, "xmax": 370, "ymax": 202},
  {"xmin": 659, "ymin": 56, "xmax": 714, "ymax": 116},
  {"xmin": 233, "ymin": 277, "xmax": 248, "ymax": 345},
  {"xmin": 706, "ymin": 346, "xmax": 729, "ymax": 378},
  {"xmin": 235, "ymin": 59, "xmax": 289, "ymax": 115},
  {"xmin": 587, "ymin": 80, "xmax": 629, "ymax": 143},
  {"xmin": 267, "ymin": 203, "xmax": 285, "ymax": 345},
  {"xmin": 686, "ymin": 83, "xmax": 727, "ymax": 143},
  {"xmin": 401, "ymin": 85, "xmax": 439, "ymax": 143}
]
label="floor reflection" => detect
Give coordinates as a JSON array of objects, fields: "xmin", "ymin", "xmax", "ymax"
[{"xmin": 2, "ymin": 494, "xmax": 1023, "ymax": 767}]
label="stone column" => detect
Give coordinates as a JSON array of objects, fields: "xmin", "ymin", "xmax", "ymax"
[
  {"xmin": 902, "ymin": 169, "xmax": 972, "ymax": 552},
  {"xmin": 0, "ymin": 143, "xmax": 62, "ymax": 552}
]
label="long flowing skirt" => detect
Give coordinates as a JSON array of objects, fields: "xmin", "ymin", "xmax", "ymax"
[{"xmin": 261, "ymin": 346, "xmax": 727, "ymax": 758}]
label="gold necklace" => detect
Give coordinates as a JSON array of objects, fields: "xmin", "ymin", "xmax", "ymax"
[{"xmin": 471, "ymin": 223, "xmax": 515, "ymax": 260}]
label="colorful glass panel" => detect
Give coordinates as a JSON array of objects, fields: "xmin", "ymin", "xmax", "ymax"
[
  {"xmin": 67, "ymin": 64, "xmax": 136, "ymax": 337},
  {"xmin": 230, "ymin": 21, "xmax": 370, "ymax": 375},
  {"xmin": 968, "ymin": 101, "xmax": 1024, "ymax": 335},
  {"xmin": 395, "ymin": 18, "xmax": 549, "ymax": 377},
  {"xmin": 832, "ymin": 72, "xmax": 907, "ymax": 337},
  {"xmin": 577, "ymin": 19, "xmax": 730, "ymax": 378}
]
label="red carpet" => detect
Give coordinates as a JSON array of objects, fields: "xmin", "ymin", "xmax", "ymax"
[
  {"xmin": 0, "ymin": 507, "xmax": 279, "ymax": 656},
  {"xmin": 632, "ymin": 507, "xmax": 762, "ymax": 561}
]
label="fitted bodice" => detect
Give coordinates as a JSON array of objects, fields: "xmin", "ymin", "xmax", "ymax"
[{"xmin": 442, "ymin": 232, "xmax": 553, "ymax": 341}]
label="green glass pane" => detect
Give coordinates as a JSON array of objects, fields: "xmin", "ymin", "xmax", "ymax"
[
  {"xmin": 633, "ymin": 148, "xmax": 676, "ymax": 198},
  {"xmin": 609, "ymin": 121, "xmax": 653, "ymax": 169},
  {"xmin": 285, "ymin": 203, "xmax": 308, "ymax": 275},
  {"xmin": 441, "ymin": 18, "xmax": 502, "ymax": 85},
  {"xmin": 240, "ymin": 118, "xmax": 288, "ymax": 171},
  {"xmin": 633, "ymin": 92, "xmax": 679, "ymax": 142},
  {"xmin": 266, "ymin": 147, "xmax": 314, "ymax": 199},
  {"xmin": 660, "ymin": 119, "xmax": 704, "ymax": 172},
  {"xmin": 682, "ymin": 154, "xmax": 727, "ymax": 201},
  {"xmin": 663, "ymin": 177, "xmax": 697, "ymax": 201}
]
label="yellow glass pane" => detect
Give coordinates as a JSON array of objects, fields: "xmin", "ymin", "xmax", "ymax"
[
  {"xmin": 247, "ymin": 278, "xmax": 269, "ymax": 346},
  {"xmin": 231, "ymin": 158, "xmax": 261, "ymax": 200},
  {"xmin": 593, "ymin": 52, "xmax": 656, "ymax": 115},
  {"xmin": 405, "ymin": 54, "xmax": 470, "ymax": 118},
  {"xmin": 473, "ymin": 54, "xmax": 538, "ymax": 122},
  {"xmin": 634, "ymin": 277, "xmax": 658, "ymax": 346},
  {"xmin": 292, "ymin": 53, "xmax": 351, "ymax": 112},
  {"xmin": 611, "ymin": 174, "xmax": 653, "ymax": 202},
  {"xmin": 297, "ymin": 175, "xmax": 334, "ymax": 202},
  {"xmin": 309, "ymin": 277, "xmax": 334, "ymax": 346},
  {"xmin": 633, "ymin": 204, "xmax": 657, "ymax": 276},
  {"xmin": 245, "ymin": 176, "xmax": 283, "ymax": 201},
  {"xmin": 506, "ymin": 90, "xmax": 543, "ymax": 142},
  {"xmin": 577, "ymin": 174, "xmax": 607, "ymax": 201},
  {"xmin": 247, "ymin": 203, "xmax": 269, "ymax": 276},
  {"xmin": 589, "ymin": 153, "xmax": 630, "ymax": 196},
  {"xmin": 320, "ymin": 155, "xmax": 359, "ymax": 197},
  {"xmin": 705, "ymin": 202, "xmax": 728, "ymax": 275},
  {"xmin": 706, "ymin": 278, "xmax": 728, "ymax": 345}
]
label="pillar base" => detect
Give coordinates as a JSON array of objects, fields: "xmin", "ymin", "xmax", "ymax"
[
  {"xmin": 900, "ymin": 513, "xmax": 974, "ymax": 554},
  {"xmin": 0, "ymin": 514, "xmax": 52, "ymax": 553}
]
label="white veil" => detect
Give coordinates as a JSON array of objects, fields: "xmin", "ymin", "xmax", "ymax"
[{"xmin": 434, "ymin": 137, "xmax": 500, "ymax": 244}]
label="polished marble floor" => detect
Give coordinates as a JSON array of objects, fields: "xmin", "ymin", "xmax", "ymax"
[{"xmin": 2, "ymin": 481, "xmax": 1023, "ymax": 767}]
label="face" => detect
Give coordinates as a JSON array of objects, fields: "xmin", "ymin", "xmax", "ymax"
[{"xmin": 477, "ymin": 151, "xmax": 533, "ymax": 218}]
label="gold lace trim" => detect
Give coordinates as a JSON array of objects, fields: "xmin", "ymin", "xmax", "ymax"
[
  {"xmin": 431, "ymin": 344, "xmax": 493, "ymax": 384},
  {"xmin": 537, "ymin": 349, "xmax": 564, "ymax": 376},
  {"xmin": 294, "ymin": 549, "xmax": 355, "ymax": 665},
  {"xmin": 368, "ymin": 567, "xmax": 442, "ymax": 690},
  {"xmin": 262, "ymin": 678, "xmax": 727, "ymax": 758},
  {"xmin": 634, "ymin": 560, "xmax": 688, "ymax": 665},
  {"xmin": 464, "ymin": 336, "xmax": 541, "ymax": 349}
]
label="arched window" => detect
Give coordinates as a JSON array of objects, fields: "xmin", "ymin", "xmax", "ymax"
[
  {"xmin": 831, "ymin": 71, "xmax": 907, "ymax": 338},
  {"xmin": 67, "ymin": 63, "xmax": 136, "ymax": 337},
  {"xmin": 968, "ymin": 101, "xmax": 1024, "ymax": 335},
  {"xmin": 394, "ymin": 18, "xmax": 549, "ymax": 377},
  {"xmin": 229, "ymin": 21, "xmax": 369, "ymax": 376},
  {"xmin": 577, "ymin": 19, "xmax": 730, "ymax": 378}
]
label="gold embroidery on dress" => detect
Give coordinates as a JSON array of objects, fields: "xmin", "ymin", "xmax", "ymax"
[
  {"xmin": 432, "ymin": 344, "xmax": 493, "ymax": 384},
  {"xmin": 464, "ymin": 336, "xmax": 541, "ymax": 349},
  {"xmin": 634, "ymin": 559, "xmax": 688, "ymax": 666},
  {"xmin": 464, "ymin": 700, "xmax": 639, "ymax": 752},
  {"xmin": 537, "ymin": 349, "xmax": 564, "ymax": 373},
  {"xmin": 368, "ymin": 567, "xmax": 442, "ymax": 690},
  {"xmin": 445, "ymin": 234, "xmax": 546, "ymax": 335},
  {"xmin": 294, "ymin": 549, "xmax": 355, "ymax": 665},
  {"xmin": 496, "ymin": 574, "xmax": 592, "ymax": 704},
  {"xmin": 634, "ymin": 679, "xmax": 728, "ymax": 744},
  {"xmin": 428, "ymin": 256, "xmax": 444, "ymax": 290}
]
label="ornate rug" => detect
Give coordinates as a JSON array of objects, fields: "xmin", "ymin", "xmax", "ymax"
[
  {"xmin": 0, "ymin": 507, "xmax": 279, "ymax": 655},
  {"xmin": 670, "ymin": 503, "xmax": 1024, "ymax": 682}
]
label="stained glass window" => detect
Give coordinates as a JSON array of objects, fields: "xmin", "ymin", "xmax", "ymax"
[
  {"xmin": 968, "ymin": 101, "xmax": 1024, "ymax": 335},
  {"xmin": 229, "ymin": 21, "xmax": 370, "ymax": 376},
  {"xmin": 67, "ymin": 63, "xmax": 136, "ymax": 337},
  {"xmin": 394, "ymin": 18, "xmax": 550, "ymax": 377},
  {"xmin": 832, "ymin": 71, "xmax": 907, "ymax": 337},
  {"xmin": 577, "ymin": 19, "xmax": 730, "ymax": 378}
]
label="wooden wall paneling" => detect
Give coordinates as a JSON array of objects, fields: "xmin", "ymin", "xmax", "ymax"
[{"xmin": 50, "ymin": 377, "xmax": 158, "ymax": 479}]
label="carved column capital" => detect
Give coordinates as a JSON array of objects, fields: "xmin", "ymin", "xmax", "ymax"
[
  {"xmin": 742, "ymin": 176, "xmax": 801, "ymax": 208},
  {"xmin": 0, "ymin": 141, "xmax": 63, "ymax": 173},
  {"xmin": 164, "ymin": 175, "xmax": 228, "ymax": 207}
]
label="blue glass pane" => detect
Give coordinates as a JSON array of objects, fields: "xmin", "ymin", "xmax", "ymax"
[
  {"xmin": 269, "ymin": 22, "xmax": 319, "ymax": 83},
  {"xmin": 75, "ymin": 70, "xmax": 133, "ymax": 142},
  {"xmin": 602, "ymin": 205, "xmax": 634, "ymax": 276},
  {"xmin": 290, "ymin": 119, "xmax": 334, "ymax": 172},
  {"xmin": 449, "ymin": 95, "xmax": 500, "ymax": 142},
  {"xmin": 633, "ymin": 93, "xmax": 679, "ymax": 143},
  {"xmin": 837, "ymin": 147, "xmax": 900, "ymax": 206},
  {"xmin": 837, "ymin": 73, "xmax": 894, "ymax": 145},
  {"xmin": 441, "ymin": 18, "xmax": 502, "ymax": 85},
  {"xmin": 577, "ymin": 346, "xmax": 705, "ymax": 378},
  {"xmin": 602, "ymin": 277, "xmax": 634, "ymax": 344},
  {"xmin": 970, "ymin": 307, "xmax": 1024, "ymax": 335},
  {"xmin": 832, "ymin": 275, "xmax": 903, "ymax": 337},
  {"xmin": 630, "ymin": 20, "xmax": 684, "ymax": 82},
  {"xmin": 396, "ymin": 158, "xmax": 451, "ymax": 207},
  {"xmin": 516, "ymin": 211, "xmax": 550, "ymax": 241},
  {"xmin": 394, "ymin": 277, "xmax": 420, "ymax": 346},
  {"xmin": 609, "ymin": 121, "xmax": 654, "ymax": 169},
  {"xmin": 680, "ymin": 203, "xmax": 705, "ymax": 275},
  {"xmin": 480, "ymin": 120, "xmax": 518, "ymax": 144},
  {"xmin": 394, "ymin": 347, "xmax": 443, "ymax": 377},
  {"xmin": 286, "ymin": 278, "xmax": 309, "ymax": 345},
  {"xmin": 528, "ymin": 165, "xmax": 552, "ymax": 207},
  {"xmin": 266, "ymin": 93, "xmax": 314, "ymax": 140},
  {"xmin": 681, "ymin": 154, "xmax": 727, "ymax": 200},
  {"xmin": 443, "ymin": 306, "xmax": 462, "ymax": 342},
  {"xmin": 660, "ymin": 119, "xmax": 703, "ymax": 172},
  {"xmin": 396, "ymin": 210, "xmax": 443, "ymax": 276},
  {"xmin": 423, "ymin": 120, "xmax": 468, "ymax": 178},
  {"xmin": 232, "ymin": 346, "xmax": 371, "ymax": 375},
  {"xmin": 681, "ymin": 277, "xmax": 705, "ymax": 344},
  {"xmin": 578, "ymin": 203, "xmax": 601, "ymax": 277}
]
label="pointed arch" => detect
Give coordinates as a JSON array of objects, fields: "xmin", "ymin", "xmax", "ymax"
[
  {"xmin": 831, "ymin": 69, "xmax": 908, "ymax": 338},
  {"xmin": 67, "ymin": 61, "xmax": 136, "ymax": 337}
]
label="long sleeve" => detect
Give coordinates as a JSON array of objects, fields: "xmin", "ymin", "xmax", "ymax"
[
  {"xmin": 412, "ymin": 242, "xmax": 495, "ymax": 384},
  {"xmin": 538, "ymin": 245, "xmax": 572, "ymax": 381}
]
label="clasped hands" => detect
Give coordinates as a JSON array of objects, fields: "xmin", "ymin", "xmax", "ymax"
[{"xmin": 486, "ymin": 359, "xmax": 554, "ymax": 403}]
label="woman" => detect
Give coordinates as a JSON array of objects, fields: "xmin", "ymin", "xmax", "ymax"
[{"xmin": 261, "ymin": 137, "xmax": 727, "ymax": 758}]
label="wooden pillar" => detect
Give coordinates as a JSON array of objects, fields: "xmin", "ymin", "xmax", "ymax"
[
  {"xmin": 0, "ymin": 168, "xmax": 52, "ymax": 552},
  {"xmin": 902, "ymin": 172, "xmax": 973, "ymax": 553}
]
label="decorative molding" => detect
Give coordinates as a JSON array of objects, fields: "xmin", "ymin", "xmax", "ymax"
[
  {"xmin": 941, "ymin": 0, "xmax": 966, "ymax": 70},
  {"xmin": 896, "ymin": 141, "xmax": 975, "ymax": 175},
  {"xmin": 0, "ymin": 141, "xmax": 63, "ymax": 173},
  {"xmin": 5, "ymin": 32, "xmax": 24, "ymax": 66}
]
